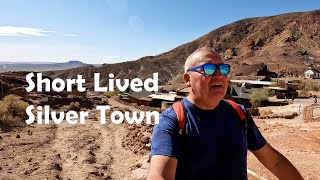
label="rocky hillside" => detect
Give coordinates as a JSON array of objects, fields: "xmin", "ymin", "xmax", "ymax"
[{"xmin": 48, "ymin": 9, "xmax": 320, "ymax": 85}]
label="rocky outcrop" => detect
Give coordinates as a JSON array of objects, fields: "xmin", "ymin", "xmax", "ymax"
[
  {"xmin": 259, "ymin": 111, "xmax": 298, "ymax": 119},
  {"xmin": 256, "ymin": 63, "xmax": 277, "ymax": 78}
]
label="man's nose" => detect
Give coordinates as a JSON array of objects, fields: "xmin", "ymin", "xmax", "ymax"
[{"xmin": 211, "ymin": 68, "xmax": 223, "ymax": 78}]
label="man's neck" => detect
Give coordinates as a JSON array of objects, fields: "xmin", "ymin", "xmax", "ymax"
[{"xmin": 186, "ymin": 95, "xmax": 220, "ymax": 110}]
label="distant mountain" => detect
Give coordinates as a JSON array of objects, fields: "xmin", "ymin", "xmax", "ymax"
[
  {"xmin": 0, "ymin": 60, "xmax": 91, "ymax": 73},
  {"xmin": 48, "ymin": 9, "xmax": 320, "ymax": 85}
]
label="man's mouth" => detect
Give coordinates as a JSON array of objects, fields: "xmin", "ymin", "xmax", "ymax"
[{"xmin": 210, "ymin": 83, "xmax": 222, "ymax": 88}]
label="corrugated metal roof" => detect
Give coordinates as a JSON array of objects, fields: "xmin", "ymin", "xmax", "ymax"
[
  {"xmin": 148, "ymin": 94, "xmax": 176, "ymax": 101},
  {"xmin": 230, "ymin": 80, "xmax": 271, "ymax": 85},
  {"xmin": 265, "ymin": 86, "xmax": 288, "ymax": 90},
  {"xmin": 128, "ymin": 90, "xmax": 154, "ymax": 99}
]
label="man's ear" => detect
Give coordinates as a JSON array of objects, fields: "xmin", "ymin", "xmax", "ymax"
[{"xmin": 183, "ymin": 73, "xmax": 191, "ymax": 87}]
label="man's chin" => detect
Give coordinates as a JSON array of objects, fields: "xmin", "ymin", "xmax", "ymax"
[
  {"xmin": 208, "ymin": 94, "xmax": 225, "ymax": 100},
  {"xmin": 208, "ymin": 89, "xmax": 226, "ymax": 99}
]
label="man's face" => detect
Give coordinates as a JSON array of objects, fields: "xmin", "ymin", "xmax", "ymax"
[{"xmin": 185, "ymin": 51, "xmax": 228, "ymax": 104}]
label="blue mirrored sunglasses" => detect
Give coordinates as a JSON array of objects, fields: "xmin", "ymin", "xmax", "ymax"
[{"xmin": 187, "ymin": 63, "xmax": 231, "ymax": 76}]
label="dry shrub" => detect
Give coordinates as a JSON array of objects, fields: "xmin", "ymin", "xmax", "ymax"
[
  {"xmin": 119, "ymin": 106, "xmax": 130, "ymax": 113},
  {"xmin": 260, "ymin": 109, "xmax": 274, "ymax": 116},
  {"xmin": 298, "ymin": 90, "xmax": 310, "ymax": 98},
  {"xmin": 0, "ymin": 95, "xmax": 29, "ymax": 128},
  {"xmin": 250, "ymin": 89, "xmax": 269, "ymax": 107},
  {"xmin": 104, "ymin": 90, "xmax": 120, "ymax": 98},
  {"xmin": 298, "ymin": 80, "xmax": 319, "ymax": 92}
]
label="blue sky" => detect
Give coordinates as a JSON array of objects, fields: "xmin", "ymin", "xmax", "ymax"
[{"xmin": 0, "ymin": 0, "xmax": 319, "ymax": 64}]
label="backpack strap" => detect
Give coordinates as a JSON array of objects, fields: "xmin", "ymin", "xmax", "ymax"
[
  {"xmin": 173, "ymin": 99, "xmax": 248, "ymax": 134},
  {"xmin": 225, "ymin": 99, "xmax": 248, "ymax": 129},
  {"xmin": 173, "ymin": 101, "xmax": 187, "ymax": 135}
]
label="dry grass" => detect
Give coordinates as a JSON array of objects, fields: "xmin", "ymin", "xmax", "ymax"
[
  {"xmin": 250, "ymin": 89, "xmax": 269, "ymax": 107},
  {"xmin": 0, "ymin": 95, "xmax": 29, "ymax": 130},
  {"xmin": 119, "ymin": 106, "xmax": 130, "ymax": 113},
  {"xmin": 259, "ymin": 108, "xmax": 274, "ymax": 116},
  {"xmin": 104, "ymin": 90, "xmax": 120, "ymax": 98}
]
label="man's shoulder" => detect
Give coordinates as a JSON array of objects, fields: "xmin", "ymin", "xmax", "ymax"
[
  {"xmin": 157, "ymin": 105, "xmax": 179, "ymax": 128},
  {"xmin": 161, "ymin": 106, "xmax": 177, "ymax": 119},
  {"xmin": 151, "ymin": 105, "xmax": 181, "ymax": 159}
]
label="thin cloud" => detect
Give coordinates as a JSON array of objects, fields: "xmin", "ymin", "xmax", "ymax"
[
  {"xmin": 0, "ymin": 26, "xmax": 52, "ymax": 37},
  {"xmin": 129, "ymin": 16, "xmax": 144, "ymax": 32},
  {"xmin": 64, "ymin": 33, "xmax": 77, "ymax": 37}
]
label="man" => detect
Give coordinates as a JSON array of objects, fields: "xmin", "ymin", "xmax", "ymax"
[{"xmin": 147, "ymin": 47, "xmax": 303, "ymax": 179}]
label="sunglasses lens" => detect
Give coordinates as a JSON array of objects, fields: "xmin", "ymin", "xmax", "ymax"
[
  {"xmin": 203, "ymin": 64, "xmax": 216, "ymax": 75},
  {"xmin": 219, "ymin": 64, "xmax": 230, "ymax": 75}
]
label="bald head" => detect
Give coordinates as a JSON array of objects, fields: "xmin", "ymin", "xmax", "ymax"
[{"xmin": 184, "ymin": 47, "xmax": 223, "ymax": 73}]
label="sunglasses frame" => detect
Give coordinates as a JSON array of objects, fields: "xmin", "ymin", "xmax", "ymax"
[{"xmin": 187, "ymin": 63, "xmax": 231, "ymax": 76}]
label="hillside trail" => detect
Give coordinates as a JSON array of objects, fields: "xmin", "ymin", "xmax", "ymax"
[
  {"xmin": 50, "ymin": 97, "xmax": 142, "ymax": 180},
  {"xmin": 0, "ymin": 97, "xmax": 143, "ymax": 180}
]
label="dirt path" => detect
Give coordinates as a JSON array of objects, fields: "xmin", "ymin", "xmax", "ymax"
[
  {"xmin": 0, "ymin": 97, "xmax": 143, "ymax": 180},
  {"xmin": 0, "ymin": 124, "xmax": 60, "ymax": 179}
]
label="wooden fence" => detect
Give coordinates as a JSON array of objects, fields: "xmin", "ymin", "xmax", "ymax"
[{"xmin": 303, "ymin": 104, "xmax": 320, "ymax": 121}]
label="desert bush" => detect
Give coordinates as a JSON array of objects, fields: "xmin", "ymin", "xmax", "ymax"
[
  {"xmin": 0, "ymin": 95, "xmax": 29, "ymax": 125},
  {"xmin": 291, "ymin": 79, "xmax": 301, "ymax": 84},
  {"xmin": 277, "ymin": 80, "xmax": 286, "ymax": 88},
  {"xmin": 104, "ymin": 89, "xmax": 121, "ymax": 98},
  {"xmin": 119, "ymin": 106, "xmax": 130, "ymax": 113},
  {"xmin": 298, "ymin": 80, "xmax": 319, "ymax": 91},
  {"xmin": 306, "ymin": 81, "xmax": 319, "ymax": 91},
  {"xmin": 298, "ymin": 90, "xmax": 310, "ymax": 98},
  {"xmin": 259, "ymin": 109, "xmax": 274, "ymax": 116},
  {"xmin": 250, "ymin": 89, "xmax": 269, "ymax": 107}
]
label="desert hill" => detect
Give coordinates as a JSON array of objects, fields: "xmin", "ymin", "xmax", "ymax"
[
  {"xmin": 0, "ymin": 60, "xmax": 90, "ymax": 73},
  {"xmin": 47, "ymin": 9, "xmax": 320, "ymax": 85}
]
